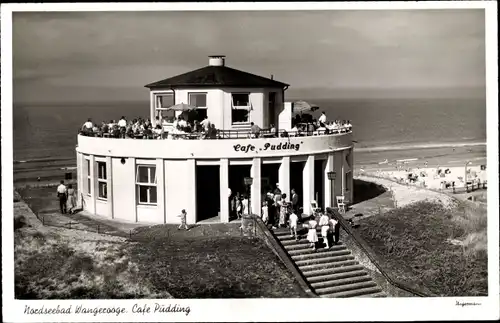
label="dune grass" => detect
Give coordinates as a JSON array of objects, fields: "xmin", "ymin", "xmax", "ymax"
[
  {"xmin": 14, "ymin": 228, "xmax": 166, "ymax": 299},
  {"xmin": 356, "ymin": 200, "xmax": 487, "ymax": 296}
]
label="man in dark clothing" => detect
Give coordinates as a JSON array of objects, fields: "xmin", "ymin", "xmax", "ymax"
[
  {"xmin": 291, "ymin": 188, "xmax": 299, "ymax": 213},
  {"xmin": 273, "ymin": 185, "xmax": 282, "ymax": 227},
  {"xmin": 334, "ymin": 220, "xmax": 341, "ymax": 244}
]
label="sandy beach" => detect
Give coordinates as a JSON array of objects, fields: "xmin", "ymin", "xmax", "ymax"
[{"xmin": 353, "ymin": 143, "xmax": 487, "ymax": 190}]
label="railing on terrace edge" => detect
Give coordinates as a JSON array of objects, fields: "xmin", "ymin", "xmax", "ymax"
[
  {"xmin": 326, "ymin": 207, "xmax": 433, "ymax": 297},
  {"xmin": 357, "ymin": 173, "xmax": 487, "ymax": 196},
  {"xmin": 77, "ymin": 126, "xmax": 353, "ymax": 140}
]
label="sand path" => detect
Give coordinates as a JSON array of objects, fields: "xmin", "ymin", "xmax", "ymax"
[{"xmin": 355, "ymin": 175, "xmax": 457, "ymax": 209}]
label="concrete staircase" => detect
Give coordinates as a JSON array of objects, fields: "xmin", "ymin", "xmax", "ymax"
[{"xmin": 273, "ymin": 227, "xmax": 386, "ymax": 298}]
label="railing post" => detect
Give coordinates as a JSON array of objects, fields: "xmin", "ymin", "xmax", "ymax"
[
  {"xmin": 97, "ymin": 224, "xmax": 100, "ymax": 234},
  {"xmin": 68, "ymin": 222, "xmax": 72, "ymax": 229}
]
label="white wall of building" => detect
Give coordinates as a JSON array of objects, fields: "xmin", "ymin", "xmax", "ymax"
[
  {"xmin": 111, "ymin": 157, "xmax": 136, "ymax": 222},
  {"xmin": 95, "ymin": 200, "xmax": 109, "ymax": 217},
  {"xmin": 164, "ymin": 159, "xmax": 196, "ymax": 224},
  {"xmin": 279, "ymin": 102, "xmax": 293, "ymax": 131},
  {"xmin": 77, "ymin": 135, "xmax": 353, "ymax": 224}
]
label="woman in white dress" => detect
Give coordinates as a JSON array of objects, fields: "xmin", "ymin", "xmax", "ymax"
[
  {"xmin": 319, "ymin": 213, "xmax": 330, "ymax": 249},
  {"xmin": 305, "ymin": 215, "xmax": 319, "ymax": 250},
  {"xmin": 241, "ymin": 194, "xmax": 249, "ymax": 216},
  {"xmin": 278, "ymin": 194, "xmax": 288, "ymax": 228}
]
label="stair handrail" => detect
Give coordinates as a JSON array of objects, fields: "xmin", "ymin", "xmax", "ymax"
[
  {"xmin": 326, "ymin": 207, "xmax": 433, "ymax": 297},
  {"xmin": 253, "ymin": 215, "xmax": 317, "ymax": 298}
]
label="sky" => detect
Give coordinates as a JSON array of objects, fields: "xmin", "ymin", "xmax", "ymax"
[{"xmin": 12, "ymin": 9, "xmax": 486, "ymax": 104}]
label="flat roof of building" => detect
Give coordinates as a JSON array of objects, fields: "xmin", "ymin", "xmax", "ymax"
[{"xmin": 144, "ymin": 65, "xmax": 289, "ymax": 89}]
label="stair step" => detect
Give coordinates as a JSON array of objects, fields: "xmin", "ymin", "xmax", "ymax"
[
  {"xmin": 287, "ymin": 245, "xmax": 346, "ymax": 256},
  {"xmin": 284, "ymin": 241, "xmax": 344, "ymax": 251},
  {"xmin": 311, "ymin": 274, "xmax": 373, "ymax": 289},
  {"xmin": 315, "ymin": 281, "xmax": 378, "ymax": 296},
  {"xmin": 279, "ymin": 237, "xmax": 333, "ymax": 246},
  {"xmin": 280, "ymin": 238, "xmax": 311, "ymax": 245},
  {"xmin": 295, "ymin": 254, "xmax": 355, "ymax": 267},
  {"xmin": 306, "ymin": 269, "xmax": 368, "ymax": 283},
  {"xmin": 276, "ymin": 231, "xmax": 331, "ymax": 240},
  {"xmin": 284, "ymin": 243, "xmax": 315, "ymax": 251},
  {"xmin": 300, "ymin": 259, "xmax": 358, "ymax": 272},
  {"xmin": 320, "ymin": 286, "xmax": 384, "ymax": 298},
  {"xmin": 303, "ymin": 264, "xmax": 366, "ymax": 278},
  {"xmin": 291, "ymin": 248, "xmax": 351, "ymax": 261},
  {"xmin": 291, "ymin": 249, "xmax": 350, "ymax": 261}
]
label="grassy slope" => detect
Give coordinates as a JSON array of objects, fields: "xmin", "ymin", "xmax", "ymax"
[
  {"xmin": 129, "ymin": 234, "xmax": 303, "ymax": 298},
  {"xmin": 15, "ymin": 229, "xmax": 164, "ymax": 299},
  {"xmin": 356, "ymin": 201, "xmax": 487, "ymax": 296}
]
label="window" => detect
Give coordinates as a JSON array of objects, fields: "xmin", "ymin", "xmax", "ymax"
[
  {"xmin": 155, "ymin": 93, "xmax": 174, "ymax": 120},
  {"xmin": 97, "ymin": 161, "xmax": 107, "ymax": 200},
  {"xmin": 189, "ymin": 93, "xmax": 207, "ymax": 121},
  {"xmin": 86, "ymin": 159, "xmax": 91, "ymax": 196},
  {"xmin": 136, "ymin": 165, "xmax": 157, "ymax": 205},
  {"xmin": 231, "ymin": 93, "xmax": 250, "ymax": 124}
]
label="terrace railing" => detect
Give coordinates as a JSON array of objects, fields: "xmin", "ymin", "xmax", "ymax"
[{"xmin": 78, "ymin": 126, "xmax": 353, "ymax": 140}]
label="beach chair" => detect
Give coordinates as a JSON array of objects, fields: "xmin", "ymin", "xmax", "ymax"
[{"xmin": 336, "ymin": 196, "xmax": 346, "ymax": 213}]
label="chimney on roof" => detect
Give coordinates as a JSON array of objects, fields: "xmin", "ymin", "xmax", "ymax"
[{"xmin": 208, "ymin": 55, "xmax": 225, "ymax": 67}]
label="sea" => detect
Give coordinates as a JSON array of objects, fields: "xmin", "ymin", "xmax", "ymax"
[{"xmin": 11, "ymin": 97, "xmax": 487, "ymax": 182}]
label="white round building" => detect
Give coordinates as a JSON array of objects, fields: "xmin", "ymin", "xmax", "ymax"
[{"xmin": 76, "ymin": 56, "xmax": 353, "ymax": 224}]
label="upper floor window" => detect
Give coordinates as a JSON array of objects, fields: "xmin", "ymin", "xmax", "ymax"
[
  {"xmin": 189, "ymin": 93, "xmax": 207, "ymax": 121},
  {"xmin": 155, "ymin": 93, "xmax": 175, "ymax": 120},
  {"xmin": 136, "ymin": 165, "xmax": 157, "ymax": 205},
  {"xmin": 231, "ymin": 93, "xmax": 250, "ymax": 124}
]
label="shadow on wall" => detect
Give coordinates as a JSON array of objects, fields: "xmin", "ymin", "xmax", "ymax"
[{"xmin": 352, "ymin": 179, "xmax": 387, "ymax": 205}]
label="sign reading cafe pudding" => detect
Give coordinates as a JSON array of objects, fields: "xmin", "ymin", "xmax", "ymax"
[{"xmin": 233, "ymin": 141, "xmax": 303, "ymax": 153}]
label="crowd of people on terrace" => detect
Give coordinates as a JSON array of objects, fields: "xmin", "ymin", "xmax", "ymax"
[{"xmin": 79, "ymin": 111, "xmax": 352, "ymax": 140}]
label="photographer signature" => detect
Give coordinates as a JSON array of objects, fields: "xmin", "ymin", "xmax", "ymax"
[{"xmin": 456, "ymin": 301, "xmax": 481, "ymax": 307}]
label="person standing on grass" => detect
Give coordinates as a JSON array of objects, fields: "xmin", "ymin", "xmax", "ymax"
[
  {"xmin": 241, "ymin": 194, "xmax": 249, "ymax": 216},
  {"xmin": 67, "ymin": 184, "xmax": 77, "ymax": 214},
  {"xmin": 235, "ymin": 192, "xmax": 243, "ymax": 219},
  {"xmin": 178, "ymin": 209, "xmax": 189, "ymax": 230},
  {"xmin": 289, "ymin": 210, "xmax": 299, "ymax": 240},
  {"xmin": 56, "ymin": 180, "xmax": 68, "ymax": 214}
]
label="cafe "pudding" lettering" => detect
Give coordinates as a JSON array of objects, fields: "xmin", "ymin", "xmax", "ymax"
[{"xmin": 233, "ymin": 141, "xmax": 302, "ymax": 153}]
